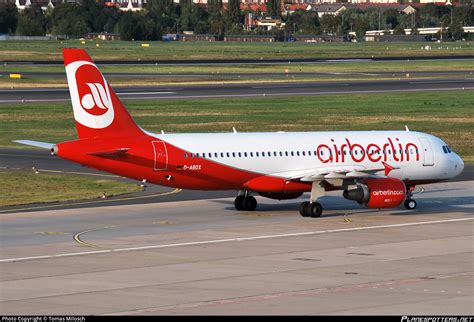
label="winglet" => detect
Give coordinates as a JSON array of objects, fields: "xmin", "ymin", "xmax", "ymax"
[{"xmin": 382, "ymin": 161, "xmax": 395, "ymax": 176}]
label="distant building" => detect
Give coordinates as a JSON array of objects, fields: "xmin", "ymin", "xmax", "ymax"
[
  {"xmin": 282, "ymin": 3, "xmax": 312, "ymax": 16},
  {"xmin": 10, "ymin": 0, "xmax": 61, "ymax": 10},
  {"xmin": 105, "ymin": 0, "xmax": 146, "ymax": 11},
  {"xmin": 224, "ymin": 35, "xmax": 275, "ymax": 42},
  {"xmin": 293, "ymin": 34, "xmax": 344, "ymax": 42},
  {"xmin": 257, "ymin": 17, "xmax": 285, "ymax": 30},
  {"xmin": 315, "ymin": 4, "xmax": 347, "ymax": 18}
]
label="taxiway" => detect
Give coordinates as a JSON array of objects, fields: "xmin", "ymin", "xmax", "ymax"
[
  {"xmin": 0, "ymin": 180, "xmax": 473, "ymax": 315},
  {"xmin": 1, "ymin": 78, "xmax": 473, "ymax": 103}
]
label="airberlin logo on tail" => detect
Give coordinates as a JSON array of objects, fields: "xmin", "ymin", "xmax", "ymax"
[{"xmin": 65, "ymin": 60, "xmax": 114, "ymax": 129}]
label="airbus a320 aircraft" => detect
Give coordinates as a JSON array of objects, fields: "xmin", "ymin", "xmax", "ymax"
[{"xmin": 16, "ymin": 49, "xmax": 464, "ymax": 217}]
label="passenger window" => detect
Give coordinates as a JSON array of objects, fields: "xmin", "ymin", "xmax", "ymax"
[
  {"xmin": 184, "ymin": 153, "xmax": 187, "ymax": 158},
  {"xmin": 256, "ymin": 152, "xmax": 259, "ymax": 157},
  {"xmin": 296, "ymin": 151, "xmax": 300, "ymax": 156},
  {"xmin": 250, "ymin": 152, "xmax": 253, "ymax": 157},
  {"xmin": 279, "ymin": 151, "xmax": 283, "ymax": 156},
  {"xmin": 285, "ymin": 151, "xmax": 288, "ymax": 156},
  {"xmin": 274, "ymin": 152, "xmax": 277, "ymax": 156},
  {"xmin": 232, "ymin": 152, "xmax": 236, "ymax": 157},
  {"xmin": 302, "ymin": 151, "xmax": 306, "ymax": 156},
  {"xmin": 220, "ymin": 153, "xmax": 224, "ymax": 158},
  {"xmin": 226, "ymin": 152, "xmax": 230, "ymax": 157},
  {"xmin": 215, "ymin": 153, "xmax": 218, "ymax": 158},
  {"xmin": 244, "ymin": 152, "xmax": 247, "ymax": 157},
  {"xmin": 238, "ymin": 152, "xmax": 242, "ymax": 157}
]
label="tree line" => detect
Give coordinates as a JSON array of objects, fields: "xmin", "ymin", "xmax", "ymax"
[{"xmin": 0, "ymin": 0, "xmax": 472, "ymax": 40}]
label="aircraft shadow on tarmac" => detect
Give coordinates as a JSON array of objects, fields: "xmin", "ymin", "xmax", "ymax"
[{"xmin": 215, "ymin": 194, "xmax": 474, "ymax": 218}]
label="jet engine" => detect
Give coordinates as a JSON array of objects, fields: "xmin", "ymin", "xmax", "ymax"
[{"xmin": 343, "ymin": 178, "xmax": 406, "ymax": 209}]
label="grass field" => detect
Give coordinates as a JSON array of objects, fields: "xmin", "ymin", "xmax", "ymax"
[
  {"xmin": 0, "ymin": 169, "xmax": 142, "ymax": 207},
  {"xmin": 0, "ymin": 40, "xmax": 472, "ymax": 61},
  {"xmin": 1, "ymin": 90, "xmax": 472, "ymax": 161}
]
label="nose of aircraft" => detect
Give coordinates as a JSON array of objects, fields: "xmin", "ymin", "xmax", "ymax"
[{"xmin": 452, "ymin": 153, "xmax": 464, "ymax": 178}]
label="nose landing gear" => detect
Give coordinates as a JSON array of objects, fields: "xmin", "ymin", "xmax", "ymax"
[
  {"xmin": 404, "ymin": 185, "xmax": 417, "ymax": 210},
  {"xmin": 404, "ymin": 198, "xmax": 417, "ymax": 209}
]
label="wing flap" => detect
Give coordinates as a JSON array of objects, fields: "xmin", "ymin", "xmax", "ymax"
[{"xmin": 271, "ymin": 163, "xmax": 399, "ymax": 182}]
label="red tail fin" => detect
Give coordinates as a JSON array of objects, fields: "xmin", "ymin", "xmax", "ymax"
[{"xmin": 63, "ymin": 48, "xmax": 144, "ymax": 140}]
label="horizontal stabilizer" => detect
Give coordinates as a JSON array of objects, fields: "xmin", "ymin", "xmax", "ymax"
[
  {"xmin": 14, "ymin": 140, "xmax": 55, "ymax": 150},
  {"xmin": 88, "ymin": 148, "xmax": 129, "ymax": 158}
]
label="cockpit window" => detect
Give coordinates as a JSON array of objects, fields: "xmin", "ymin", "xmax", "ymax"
[{"xmin": 442, "ymin": 145, "xmax": 452, "ymax": 154}]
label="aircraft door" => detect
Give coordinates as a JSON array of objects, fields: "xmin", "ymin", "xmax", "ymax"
[
  {"xmin": 152, "ymin": 141, "xmax": 168, "ymax": 171},
  {"xmin": 419, "ymin": 137, "xmax": 434, "ymax": 166}
]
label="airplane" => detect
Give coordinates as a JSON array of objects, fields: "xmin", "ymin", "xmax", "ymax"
[{"xmin": 15, "ymin": 48, "xmax": 464, "ymax": 217}]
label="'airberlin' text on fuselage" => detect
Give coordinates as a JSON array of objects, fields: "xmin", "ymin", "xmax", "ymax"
[{"xmin": 316, "ymin": 138, "xmax": 420, "ymax": 164}]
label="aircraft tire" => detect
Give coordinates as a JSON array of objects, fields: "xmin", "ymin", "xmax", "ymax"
[
  {"xmin": 299, "ymin": 202, "xmax": 310, "ymax": 217},
  {"xmin": 234, "ymin": 195, "xmax": 245, "ymax": 210},
  {"xmin": 244, "ymin": 196, "xmax": 257, "ymax": 211},
  {"xmin": 404, "ymin": 199, "xmax": 417, "ymax": 210},
  {"xmin": 307, "ymin": 202, "xmax": 323, "ymax": 218}
]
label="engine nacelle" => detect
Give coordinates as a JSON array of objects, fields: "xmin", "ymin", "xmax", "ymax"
[{"xmin": 343, "ymin": 178, "xmax": 406, "ymax": 209}]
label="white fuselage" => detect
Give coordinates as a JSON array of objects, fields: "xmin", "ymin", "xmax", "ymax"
[{"xmin": 152, "ymin": 130, "xmax": 464, "ymax": 182}]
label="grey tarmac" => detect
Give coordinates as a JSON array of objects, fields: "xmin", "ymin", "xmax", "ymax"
[
  {"xmin": 1, "ymin": 78, "xmax": 473, "ymax": 103},
  {"xmin": 0, "ymin": 180, "xmax": 473, "ymax": 315}
]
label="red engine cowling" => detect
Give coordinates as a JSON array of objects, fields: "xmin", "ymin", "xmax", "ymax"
[{"xmin": 343, "ymin": 178, "xmax": 406, "ymax": 209}]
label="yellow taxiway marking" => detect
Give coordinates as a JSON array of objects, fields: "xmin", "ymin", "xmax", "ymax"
[
  {"xmin": 73, "ymin": 226, "xmax": 116, "ymax": 248},
  {"xmin": 0, "ymin": 188, "xmax": 182, "ymax": 214},
  {"xmin": 35, "ymin": 231, "xmax": 68, "ymax": 236}
]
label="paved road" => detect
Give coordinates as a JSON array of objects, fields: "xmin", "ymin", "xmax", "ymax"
[
  {"xmin": 0, "ymin": 180, "xmax": 472, "ymax": 314},
  {"xmin": 1, "ymin": 78, "xmax": 473, "ymax": 103},
  {"xmin": 2, "ymin": 70, "xmax": 473, "ymax": 79},
  {"xmin": 2, "ymin": 55, "xmax": 474, "ymax": 65}
]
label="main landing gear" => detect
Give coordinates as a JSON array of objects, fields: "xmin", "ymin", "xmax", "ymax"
[
  {"xmin": 234, "ymin": 194, "xmax": 257, "ymax": 211},
  {"xmin": 299, "ymin": 181, "xmax": 325, "ymax": 218},
  {"xmin": 404, "ymin": 185, "xmax": 417, "ymax": 210},
  {"xmin": 299, "ymin": 201, "xmax": 323, "ymax": 218}
]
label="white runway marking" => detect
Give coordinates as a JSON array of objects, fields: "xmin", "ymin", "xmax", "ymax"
[
  {"xmin": 1, "ymin": 217, "xmax": 472, "ymax": 263},
  {"xmin": 117, "ymin": 91, "xmax": 176, "ymax": 95},
  {"xmin": 1, "ymin": 86, "xmax": 473, "ymax": 104}
]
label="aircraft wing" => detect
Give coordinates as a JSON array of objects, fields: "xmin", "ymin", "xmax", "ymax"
[
  {"xmin": 13, "ymin": 140, "xmax": 55, "ymax": 150},
  {"xmin": 274, "ymin": 162, "xmax": 397, "ymax": 182}
]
